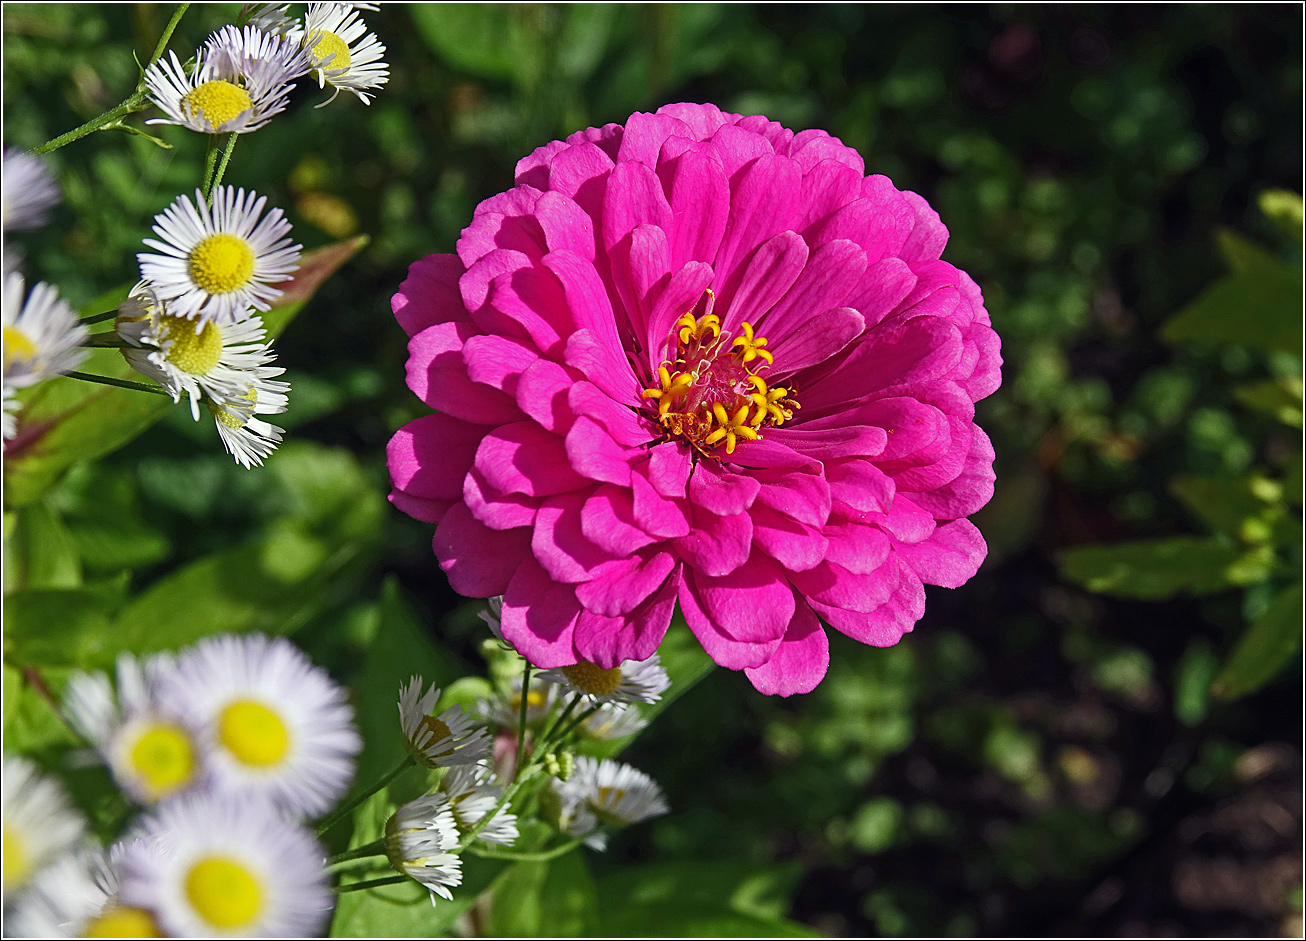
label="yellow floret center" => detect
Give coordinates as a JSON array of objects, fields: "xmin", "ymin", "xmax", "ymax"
[
  {"xmin": 561, "ymin": 661, "xmax": 624, "ymax": 697},
  {"xmin": 2, "ymin": 824, "xmax": 29, "ymax": 890},
  {"xmin": 208, "ymin": 386, "xmax": 258, "ymax": 430},
  {"xmin": 3, "ymin": 325, "xmax": 37, "ymax": 368},
  {"xmin": 128, "ymin": 722, "xmax": 197, "ymax": 798},
  {"xmin": 84, "ymin": 906, "xmax": 163, "ymax": 938},
  {"xmin": 218, "ymin": 699, "xmax": 290, "ymax": 768},
  {"xmin": 640, "ymin": 288, "xmax": 797, "ymax": 456},
  {"xmin": 185, "ymin": 856, "xmax": 264, "ymax": 929},
  {"xmin": 188, "ymin": 233, "xmax": 255, "ymax": 296},
  {"xmin": 308, "ymin": 30, "xmax": 352, "ymax": 71},
  {"xmin": 182, "ymin": 80, "xmax": 254, "ymax": 130},
  {"xmin": 159, "ymin": 314, "xmax": 223, "ymax": 375}
]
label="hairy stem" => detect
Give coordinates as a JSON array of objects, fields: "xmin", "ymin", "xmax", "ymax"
[
  {"xmin": 334, "ymin": 875, "xmax": 407, "ymax": 894},
  {"xmin": 513, "ymin": 660, "xmax": 533, "ymax": 783},
  {"xmin": 66, "ymin": 371, "xmax": 169, "ymax": 396},
  {"xmin": 316, "ymin": 755, "xmax": 414, "ymax": 836}
]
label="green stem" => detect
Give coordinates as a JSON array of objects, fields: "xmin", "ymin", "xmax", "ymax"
[
  {"xmin": 78, "ymin": 310, "xmax": 119, "ymax": 326},
  {"xmin": 328, "ymin": 839, "xmax": 387, "ymax": 867},
  {"xmin": 538, "ymin": 694, "xmax": 583, "ymax": 749},
  {"xmin": 335, "ymin": 875, "xmax": 407, "ymax": 894},
  {"xmin": 513, "ymin": 660, "xmax": 533, "ymax": 783},
  {"xmin": 206, "ymin": 132, "xmax": 239, "ymax": 201},
  {"xmin": 66, "ymin": 371, "xmax": 169, "ymax": 396},
  {"xmin": 552, "ymin": 704, "xmax": 602, "ymax": 746},
  {"xmin": 82, "ymin": 334, "xmax": 132, "ymax": 349},
  {"xmin": 316, "ymin": 755, "xmax": 414, "ymax": 836},
  {"xmin": 466, "ymin": 838, "xmax": 583, "ymax": 863},
  {"xmin": 147, "ymin": 3, "xmax": 190, "ymax": 69},
  {"xmin": 200, "ymin": 137, "xmax": 220, "ymax": 196},
  {"xmin": 456, "ymin": 767, "xmax": 536, "ymax": 851}
]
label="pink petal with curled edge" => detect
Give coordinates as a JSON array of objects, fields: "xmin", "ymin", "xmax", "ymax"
[
  {"xmin": 663, "ymin": 147, "xmax": 730, "ymax": 273},
  {"xmin": 630, "ymin": 469, "xmax": 691, "ymax": 538},
  {"xmin": 565, "ymin": 416, "xmax": 634, "ymax": 487},
  {"xmin": 515, "ymin": 358, "xmax": 576, "ymax": 433},
  {"xmin": 714, "ymin": 154, "xmax": 802, "ymax": 312},
  {"xmin": 790, "ymin": 555, "xmax": 897, "ymax": 614},
  {"xmin": 544, "ymin": 142, "xmax": 615, "ymax": 219},
  {"xmin": 607, "ymin": 223, "xmax": 670, "ymax": 343},
  {"xmin": 388, "ymin": 413, "xmax": 484, "ymax": 503},
  {"xmin": 462, "ymin": 334, "xmax": 539, "ymax": 397},
  {"xmin": 603, "ymin": 160, "xmax": 673, "ymax": 254},
  {"xmin": 501, "ymin": 555, "xmax": 584, "ymax": 668},
  {"xmin": 544, "ymin": 250, "xmax": 628, "ymax": 370},
  {"xmin": 457, "ymin": 200, "xmax": 547, "ymax": 271},
  {"xmin": 822, "ymin": 514, "xmax": 892, "ymax": 575},
  {"xmin": 826, "ymin": 459, "xmax": 895, "ymax": 514},
  {"xmin": 569, "ymin": 382, "xmax": 651, "ymax": 447},
  {"xmin": 674, "ymin": 504, "xmax": 752, "ymax": 577},
  {"xmin": 765, "ymin": 424, "xmax": 888, "ymax": 461},
  {"xmin": 766, "ymin": 307, "xmax": 865, "ymax": 379},
  {"xmin": 576, "ymin": 571, "xmax": 680, "ymax": 669},
  {"xmin": 751, "ymin": 504, "xmax": 827, "ymax": 572},
  {"xmin": 688, "ymin": 461, "xmax": 761, "ymax": 516},
  {"xmin": 389, "ymin": 491, "xmax": 454, "ymax": 525},
  {"xmin": 710, "ymin": 123, "xmax": 774, "ymax": 181},
  {"xmin": 575, "ymin": 550, "xmax": 676, "ymax": 617},
  {"xmin": 647, "ymin": 441, "xmax": 693, "ymax": 498},
  {"xmin": 687, "ymin": 549, "xmax": 795, "ymax": 643},
  {"xmin": 721, "ymin": 230, "xmax": 808, "ymax": 335},
  {"xmin": 810, "ymin": 554, "xmax": 924, "ymax": 648},
  {"xmin": 789, "ymin": 129, "xmax": 864, "ymax": 174},
  {"xmin": 679, "ymin": 571, "xmax": 783, "ymax": 671},
  {"xmin": 484, "ymin": 266, "xmax": 566, "ymax": 356},
  {"xmin": 564, "ymin": 329, "xmax": 639, "ymax": 405},
  {"xmin": 757, "ymin": 238, "xmax": 867, "ymax": 341},
  {"xmin": 516, "ymin": 138, "xmax": 570, "ymax": 189},
  {"xmin": 726, "ymin": 437, "xmax": 823, "ymax": 472},
  {"xmin": 752, "ymin": 466, "xmax": 831, "ymax": 528},
  {"xmin": 644, "ymin": 261, "xmax": 715, "ymax": 365},
  {"xmin": 535, "ymin": 191, "xmax": 596, "ymax": 261},
  {"xmin": 899, "ymin": 190, "xmax": 949, "ymax": 265},
  {"xmin": 846, "ymin": 256, "xmax": 917, "ymax": 330},
  {"xmin": 744, "ymin": 597, "xmax": 829, "ymax": 696},
  {"xmin": 475, "ymin": 421, "xmax": 588, "ymax": 498},
  {"xmin": 873, "ymin": 494, "xmax": 936, "ymax": 545},
  {"xmin": 395, "ymin": 254, "xmax": 466, "ymax": 337},
  {"xmin": 531, "ymin": 491, "xmax": 610, "ymax": 584},
  {"xmin": 616, "ymin": 111, "xmax": 694, "ymax": 168},
  {"xmin": 434, "ymin": 503, "xmax": 531, "ymax": 597},
  {"xmin": 896, "ymin": 518, "xmax": 987, "ymax": 588},
  {"xmin": 460, "ymin": 248, "xmax": 532, "ymax": 312},
  {"xmin": 581, "ymin": 484, "xmax": 659, "ymax": 556},
  {"xmin": 906, "ymin": 426, "xmax": 996, "ymax": 521},
  {"xmin": 656, "ymin": 102, "xmax": 732, "ymax": 139},
  {"xmin": 407, "ymin": 321, "xmax": 521, "ymax": 422},
  {"xmin": 796, "ymin": 160, "xmax": 864, "ymax": 236},
  {"xmin": 464, "ymin": 467, "xmax": 538, "ymax": 531}
]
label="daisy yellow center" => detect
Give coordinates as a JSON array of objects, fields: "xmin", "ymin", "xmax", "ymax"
[
  {"xmin": 188, "ymin": 233, "xmax": 255, "ymax": 296},
  {"xmin": 128, "ymin": 722, "xmax": 197, "ymax": 798},
  {"xmin": 561, "ymin": 661, "xmax": 623, "ymax": 697},
  {"xmin": 2, "ymin": 823, "xmax": 29, "ymax": 890},
  {"xmin": 182, "ymin": 80, "xmax": 254, "ymax": 129},
  {"xmin": 3, "ymin": 325, "xmax": 36, "ymax": 368},
  {"xmin": 308, "ymin": 30, "xmax": 352, "ymax": 71},
  {"xmin": 592, "ymin": 787, "xmax": 629, "ymax": 824},
  {"xmin": 159, "ymin": 314, "xmax": 223, "ymax": 375},
  {"xmin": 640, "ymin": 289, "xmax": 798, "ymax": 455},
  {"xmin": 185, "ymin": 856, "xmax": 264, "ymax": 930},
  {"xmin": 83, "ymin": 906, "xmax": 163, "ymax": 938},
  {"xmin": 416, "ymin": 715, "xmax": 457, "ymax": 760},
  {"xmin": 218, "ymin": 699, "xmax": 290, "ymax": 768}
]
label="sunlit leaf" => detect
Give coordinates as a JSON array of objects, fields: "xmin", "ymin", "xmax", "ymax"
[{"xmin": 1212, "ymin": 582, "xmax": 1303, "ymax": 700}]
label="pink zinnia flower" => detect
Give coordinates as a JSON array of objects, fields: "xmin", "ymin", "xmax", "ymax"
[{"xmin": 388, "ymin": 103, "xmax": 1001, "ymax": 696}]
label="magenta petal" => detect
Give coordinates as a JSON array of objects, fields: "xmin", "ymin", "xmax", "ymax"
[
  {"xmin": 875, "ymin": 494, "xmax": 937, "ymax": 544},
  {"xmin": 630, "ymin": 470, "xmax": 691, "ymax": 538},
  {"xmin": 709, "ymin": 123, "xmax": 775, "ymax": 179},
  {"xmin": 744, "ymin": 599, "xmax": 829, "ymax": 696},
  {"xmin": 688, "ymin": 550, "xmax": 795, "ymax": 642},
  {"xmin": 721, "ymin": 230, "xmax": 808, "ymax": 333},
  {"xmin": 388, "ymin": 413, "xmax": 484, "ymax": 503},
  {"xmin": 563, "ymin": 329, "xmax": 640, "ymax": 405},
  {"xmin": 568, "ymin": 382, "xmax": 651, "ymax": 447},
  {"xmin": 501, "ymin": 555, "xmax": 584, "ymax": 667},
  {"xmin": 646, "ymin": 441, "xmax": 693, "ymax": 498},
  {"xmin": 674, "ymin": 504, "xmax": 752, "ymax": 577},
  {"xmin": 475, "ymin": 421, "xmax": 588, "ymax": 497},
  {"xmin": 389, "ymin": 491, "xmax": 453, "ymax": 525},
  {"xmin": 789, "ymin": 128, "xmax": 864, "ymax": 174},
  {"xmin": 464, "ymin": 467, "xmax": 539, "ymax": 531},
  {"xmin": 434, "ymin": 503, "xmax": 531, "ymax": 597},
  {"xmin": 616, "ymin": 111, "xmax": 694, "ymax": 168},
  {"xmin": 607, "ymin": 223, "xmax": 671, "ymax": 343},
  {"xmin": 575, "ymin": 550, "xmax": 676, "ymax": 617},
  {"xmin": 714, "ymin": 154, "xmax": 802, "ymax": 307},
  {"xmin": 460, "ymin": 247, "xmax": 531, "ymax": 312},
  {"xmin": 899, "ymin": 190, "xmax": 949, "ymax": 264},
  {"xmin": 751, "ymin": 504, "xmax": 828, "ymax": 572},
  {"xmin": 484, "ymin": 265, "xmax": 567, "ymax": 356},
  {"xmin": 603, "ymin": 160, "xmax": 673, "ymax": 251},
  {"xmin": 574, "ymin": 570, "xmax": 679, "ymax": 669},
  {"xmin": 826, "ymin": 459, "xmax": 896, "ymax": 514},
  {"xmin": 897, "ymin": 518, "xmax": 987, "ymax": 588},
  {"xmin": 907, "ymin": 426, "xmax": 996, "ymax": 520},
  {"xmin": 766, "ymin": 424, "xmax": 888, "ymax": 461},
  {"xmin": 847, "ymin": 256, "xmax": 918, "ymax": 330},
  {"xmin": 543, "ymin": 250, "xmax": 629, "ymax": 369},
  {"xmin": 565, "ymin": 416, "xmax": 634, "ymax": 487},
  {"xmin": 679, "ymin": 569, "xmax": 784, "ymax": 670},
  {"xmin": 822, "ymin": 515, "xmax": 892, "ymax": 575},
  {"xmin": 515, "ymin": 358, "xmax": 576, "ymax": 432},
  {"xmin": 656, "ymin": 102, "xmax": 732, "ymax": 139},
  {"xmin": 395, "ymin": 254, "xmax": 466, "ymax": 337},
  {"xmin": 462, "ymin": 334, "xmax": 539, "ymax": 398},
  {"xmin": 811, "ymin": 555, "xmax": 924, "ymax": 647},
  {"xmin": 726, "ymin": 437, "xmax": 823, "ymax": 472},
  {"xmin": 752, "ymin": 466, "xmax": 832, "ymax": 528},
  {"xmin": 531, "ymin": 491, "xmax": 609, "ymax": 584},
  {"xmin": 644, "ymin": 261, "xmax": 716, "ymax": 364},
  {"xmin": 663, "ymin": 147, "xmax": 730, "ymax": 272},
  {"xmin": 407, "ymin": 321, "xmax": 518, "ymax": 422},
  {"xmin": 767, "ymin": 307, "xmax": 865, "ymax": 378},
  {"xmin": 759, "ymin": 237, "xmax": 867, "ymax": 339},
  {"xmin": 688, "ymin": 461, "xmax": 761, "ymax": 515},
  {"xmin": 544, "ymin": 142, "xmax": 615, "ymax": 219},
  {"xmin": 790, "ymin": 556, "xmax": 896, "ymax": 614},
  {"xmin": 535, "ymin": 191, "xmax": 596, "ymax": 261},
  {"xmin": 581, "ymin": 484, "xmax": 659, "ymax": 556}
]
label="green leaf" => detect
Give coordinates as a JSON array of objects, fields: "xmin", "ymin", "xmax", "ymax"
[
  {"xmin": 1169, "ymin": 474, "xmax": 1285, "ymax": 544},
  {"xmin": 4, "ymin": 500, "xmax": 82, "ymax": 593},
  {"xmin": 594, "ymin": 860, "xmax": 818, "ymax": 937},
  {"xmin": 1233, "ymin": 377, "xmax": 1304, "ymax": 428},
  {"xmin": 1212, "ymin": 582, "xmax": 1303, "ymax": 700},
  {"xmin": 4, "ymin": 576, "xmax": 130, "ymax": 669},
  {"xmin": 1215, "ymin": 229, "xmax": 1280, "ymax": 274},
  {"xmin": 1059, "ymin": 536, "xmax": 1275, "ymax": 600},
  {"xmin": 1160, "ymin": 258, "xmax": 1302, "ymax": 355},
  {"xmin": 1259, "ymin": 189, "xmax": 1304, "ymax": 244},
  {"xmin": 2, "ymin": 666, "xmax": 79, "ymax": 752},
  {"xmin": 1173, "ymin": 639, "xmax": 1220, "ymax": 726},
  {"xmin": 484, "ymin": 852, "xmax": 597, "ymax": 937},
  {"xmin": 411, "ymin": 4, "xmax": 542, "ymax": 87}
]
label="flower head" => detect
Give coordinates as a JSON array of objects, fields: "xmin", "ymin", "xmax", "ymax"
[
  {"xmin": 567, "ymin": 756, "xmax": 668, "ymax": 827},
  {"xmin": 202, "ymin": 23, "xmax": 313, "ymax": 90},
  {"xmin": 538, "ymin": 652, "xmax": 669, "ymax": 705},
  {"xmin": 4, "ymin": 845, "xmax": 162, "ymax": 939},
  {"xmin": 398, "ymin": 677, "xmax": 492, "ymax": 768},
  {"xmin": 3, "ymin": 271, "xmax": 88, "ymax": 390},
  {"xmin": 475, "ymin": 675, "xmax": 555, "ymax": 730},
  {"xmin": 2, "ymin": 149, "xmax": 59, "ymax": 231},
  {"xmin": 384, "ymin": 793, "xmax": 462, "ymax": 902},
  {"xmin": 206, "ymin": 369, "xmax": 290, "ymax": 468},
  {"xmin": 116, "ymin": 791, "xmax": 332, "ymax": 937},
  {"xmin": 299, "ymin": 2, "xmax": 389, "ymax": 105},
  {"xmin": 138, "ymin": 186, "xmax": 301, "ymax": 326},
  {"xmin": 439, "ymin": 765, "xmax": 519, "ymax": 847},
  {"xmin": 388, "ymin": 103, "xmax": 1001, "ymax": 695},
  {"xmin": 63, "ymin": 653, "xmax": 208, "ymax": 805},
  {"xmin": 155, "ymin": 633, "xmax": 362, "ymax": 819},
  {"xmin": 1, "ymin": 755, "xmax": 85, "ymax": 894},
  {"xmin": 581, "ymin": 701, "xmax": 648, "ymax": 741}
]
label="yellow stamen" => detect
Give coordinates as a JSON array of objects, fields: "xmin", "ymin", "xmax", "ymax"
[
  {"xmin": 731, "ymin": 321, "xmax": 773, "ymax": 365},
  {"xmin": 159, "ymin": 314, "xmax": 223, "ymax": 375},
  {"xmin": 182, "ymin": 80, "xmax": 254, "ymax": 130},
  {"xmin": 218, "ymin": 700, "xmax": 290, "ymax": 768},
  {"xmin": 2, "ymin": 325, "xmax": 36, "ymax": 369},
  {"xmin": 188, "ymin": 233, "xmax": 255, "ymax": 296},
  {"xmin": 307, "ymin": 30, "xmax": 352, "ymax": 71},
  {"xmin": 703, "ymin": 402, "xmax": 760, "ymax": 454},
  {"xmin": 561, "ymin": 661, "xmax": 624, "ymax": 697},
  {"xmin": 129, "ymin": 723, "xmax": 197, "ymax": 798},
  {"xmin": 84, "ymin": 906, "xmax": 163, "ymax": 938},
  {"xmin": 185, "ymin": 857, "xmax": 263, "ymax": 929}
]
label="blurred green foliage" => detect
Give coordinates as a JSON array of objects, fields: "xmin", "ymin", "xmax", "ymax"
[{"xmin": 3, "ymin": 3, "xmax": 1302, "ymax": 936}]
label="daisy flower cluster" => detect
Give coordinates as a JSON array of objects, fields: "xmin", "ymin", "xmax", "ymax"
[{"xmin": 3, "ymin": 633, "xmax": 360, "ymax": 937}]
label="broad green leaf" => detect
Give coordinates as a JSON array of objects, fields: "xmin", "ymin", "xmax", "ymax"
[
  {"xmin": 3, "ymin": 666, "xmax": 79, "ymax": 753},
  {"xmin": 1259, "ymin": 189, "xmax": 1304, "ymax": 243},
  {"xmin": 1169, "ymin": 474, "xmax": 1285, "ymax": 544},
  {"xmin": 1059, "ymin": 536, "xmax": 1275, "ymax": 600},
  {"xmin": 4, "ymin": 576, "xmax": 130, "ymax": 669},
  {"xmin": 1160, "ymin": 259, "xmax": 1302, "ymax": 355},
  {"xmin": 484, "ymin": 852, "xmax": 597, "ymax": 937},
  {"xmin": 1173, "ymin": 639, "xmax": 1220, "ymax": 726},
  {"xmin": 411, "ymin": 4, "xmax": 542, "ymax": 87},
  {"xmin": 1233, "ymin": 377, "xmax": 1304, "ymax": 428},
  {"xmin": 1215, "ymin": 228, "xmax": 1280, "ymax": 274},
  {"xmin": 2, "ymin": 240, "xmax": 365, "ymax": 506},
  {"xmin": 1212, "ymin": 582, "xmax": 1303, "ymax": 700},
  {"xmin": 4, "ymin": 500, "xmax": 82, "ymax": 593}
]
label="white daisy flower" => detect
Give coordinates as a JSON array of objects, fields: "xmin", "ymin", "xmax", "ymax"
[
  {"xmin": 3, "ymin": 271, "xmax": 88, "ymax": 390},
  {"xmin": 571, "ymin": 756, "xmax": 668, "ymax": 827},
  {"xmin": 478, "ymin": 595, "xmax": 505, "ymax": 641},
  {"xmin": 537, "ymin": 653, "xmax": 670, "ymax": 706},
  {"xmin": 581, "ymin": 701, "xmax": 649, "ymax": 741},
  {"xmin": 440, "ymin": 765, "xmax": 518, "ymax": 847},
  {"xmin": 63, "ymin": 653, "xmax": 208, "ymax": 805},
  {"xmin": 138, "ymin": 186, "xmax": 301, "ymax": 326},
  {"xmin": 117, "ymin": 791, "xmax": 332, "ymax": 937},
  {"xmin": 543, "ymin": 778, "xmax": 606, "ymax": 852},
  {"xmin": 241, "ymin": 2, "xmax": 297, "ymax": 36},
  {"xmin": 4, "ymin": 385, "xmax": 19, "ymax": 440},
  {"xmin": 2, "ymin": 149, "xmax": 60, "ymax": 231},
  {"xmin": 398, "ymin": 677, "xmax": 492, "ymax": 769},
  {"xmin": 4, "ymin": 844, "xmax": 162, "ymax": 939},
  {"xmin": 156, "ymin": 633, "xmax": 362, "ymax": 820},
  {"xmin": 202, "ymin": 24, "xmax": 313, "ymax": 93},
  {"xmin": 1, "ymin": 755, "xmax": 86, "ymax": 895},
  {"xmin": 384, "ymin": 793, "xmax": 462, "ymax": 903},
  {"xmin": 299, "ymin": 2, "xmax": 389, "ymax": 105},
  {"xmin": 475, "ymin": 675, "xmax": 556, "ymax": 730},
  {"xmin": 207, "ymin": 367, "xmax": 290, "ymax": 469}
]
